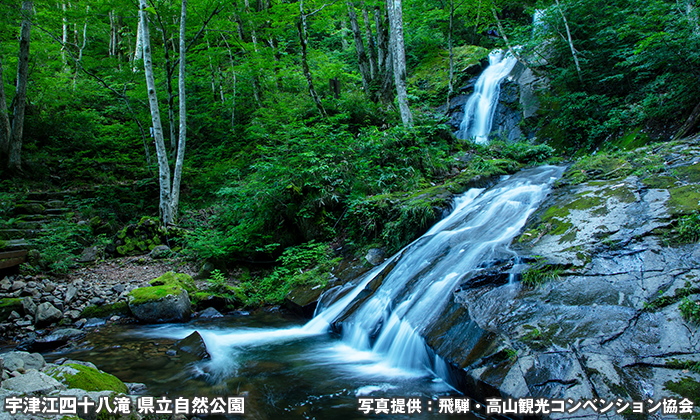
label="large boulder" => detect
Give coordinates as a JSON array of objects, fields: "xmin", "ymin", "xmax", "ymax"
[
  {"xmin": 171, "ymin": 331, "xmax": 211, "ymax": 364},
  {"xmin": 17, "ymin": 328, "xmax": 86, "ymax": 352},
  {"xmin": 1, "ymin": 370, "xmax": 65, "ymax": 395},
  {"xmin": 129, "ymin": 288, "xmax": 191, "ymax": 323},
  {"xmin": 0, "ymin": 351, "xmax": 45, "ymax": 372},
  {"xmin": 34, "ymin": 302, "xmax": 62, "ymax": 326},
  {"xmin": 128, "ymin": 272, "xmax": 195, "ymax": 323},
  {"xmin": 45, "ymin": 362, "xmax": 128, "ymax": 394}
]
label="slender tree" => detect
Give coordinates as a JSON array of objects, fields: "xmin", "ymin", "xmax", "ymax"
[
  {"xmin": 0, "ymin": 51, "xmax": 10, "ymax": 155},
  {"xmin": 386, "ymin": 0, "xmax": 412, "ymax": 127},
  {"xmin": 139, "ymin": 0, "xmax": 191, "ymax": 226},
  {"xmin": 298, "ymin": 0, "xmax": 328, "ymax": 118},
  {"xmin": 171, "ymin": 0, "xmax": 187, "ymax": 221},
  {"xmin": 361, "ymin": 3, "xmax": 378, "ymax": 80},
  {"xmin": 8, "ymin": 1, "xmax": 33, "ymax": 172},
  {"xmin": 347, "ymin": 0, "xmax": 371, "ymax": 93},
  {"xmin": 140, "ymin": 0, "xmax": 173, "ymax": 224},
  {"xmin": 554, "ymin": 0, "xmax": 582, "ymax": 83}
]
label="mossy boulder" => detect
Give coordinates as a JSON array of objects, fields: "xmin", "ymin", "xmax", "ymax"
[
  {"xmin": 46, "ymin": 362, "xmax": 128, "ymax": 394},
  {"xmin": 148, "ymin": 271, "xmax": 196, "ymax": 294},
  {"xmin": 0, "ymin": 297, "xmax": 23, "ymax": 322},
  {"xmin": 128, "ymin": 272, "xmax": 194, "ymax": 323},
  {"xmin": 80, "ymin": 301, "xmax": 130, "ymax": 319},
  {"xmin": 105, "ymin": 216, "xmax": 184, "ymax": 257}
]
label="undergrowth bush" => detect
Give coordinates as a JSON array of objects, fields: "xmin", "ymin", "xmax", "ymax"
[
  {"xmin": 30, "ymin": 219, "xmax": 93, "ymax": 274},
  {"xmin": 522, "ymin": 258, "xmax": 561, "ymax": 287},
  {"xmin": 677, "ymin": 212, "xmax": 700, "ymax": 243},
  {"xmin": 239, "ymin": 241, "xmax": 336, "ymax": 306}
]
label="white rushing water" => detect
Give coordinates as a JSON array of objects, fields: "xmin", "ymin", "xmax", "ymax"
[
  {"xmin": 457, "ymin": 50, "xmax": 518, "ymax": 143},
  {"xmin": 308, "ymin": 165, "xmax": 563, "ymax": 378},
  {"xmin": 139, "ymin": 165, "xmax": 563, "ymax": 390}
]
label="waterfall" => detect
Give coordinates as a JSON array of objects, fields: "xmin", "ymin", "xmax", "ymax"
[
  {"xmin": 305, "ymin": 165, "xmax": 564, "ymax": 378},
  {"xmin": 138, "ymin": 165, "xmax": 564, "ymax": 398},
  {"xmin": 456, "ymin": 50, "xmax": 518, "ymax": 144}
]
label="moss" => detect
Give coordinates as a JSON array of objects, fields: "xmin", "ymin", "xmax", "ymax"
[
  {"xmin": 149, "ymin": 271, "xmax": 196, "ymax": 295},
  {"xmin": 605, "ymin": 128, "xmax": 650, "ymax": 151},
  {"xmin": 665, "ymin": 377, "xmax": 700, "ymax": 402},
  {"xmin": 0, "ymin": 298, "xmax": 23, "ymax": 321},
  {"xmin": 570, "ymin": 194, "xmax": 606, "ymax": 211},
  {"xmin": 642, "ymin": 175, "xmax": 679, "ymax": 190},
  {"xmin": 80, "ymin": 301, "xmax": 130, "ymax": 319},
  {"xmin": 601, "ymin": 185, "xmax": 636, "ymax": 204},
  {"xmin": 669, "ymin": 185, "xmax": 700, "ymax": 215},
  {"xmin": 46, "ymin": 363, "xmax": 128, "ymax": 394},
  {"xmin": 674, "ymin": 163, "xmax": 700, "ymax": 184},
  {"xmin": 128, "ymin": 272, "xmax": 196, "ymax": 306},
  {"xmin": 409, "ymin": 45, "xmax": 489, "ymax": 104},
  {"xmin": 564, "ymin": 153, "xmax": 632, "ymax": 184},
  {"xmin": 539, "ymin": 206, "xmax": 574, "ymax": 236},
  {"xmin": 129, "ymin": 284, "xmax": 183, "ymax": 306}
]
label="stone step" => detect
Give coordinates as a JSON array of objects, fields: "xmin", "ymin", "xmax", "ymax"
[
  {"xmin": 44, "ymin": 208, "xmax": 71, "ymax": 215},
  {"xmin": 0, "ymin": 229, "xmax": 39, "ymax": 240},
  {"xmin": 23, "ymin": 199, "xmax": 65, "ymax": 209},
  {"xmin": 46, "ymin": 200, "xmax": 65, "ymax": 209},
  {"xmin": 12, "ymin": 203, "xmax": 47, "ymax": 215},
  {"xmin": 1, "ymin": 239, "xmax": 34, "ymax": 250},
  {"xmin": 0, "ymin": 250, "xmax": 27, "ymax": 269},
  {"xmin": 25, "ymin": 191, "xmax": 69, "ymax": 201},
  {"xmin": 14, "ymin": 220, "xmax": 47, "ymax": 229},
  {"xmin": 17, "ymin": 214, "xmax": 65, "ymax": 221}
]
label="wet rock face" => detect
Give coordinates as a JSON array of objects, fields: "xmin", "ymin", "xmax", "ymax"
[
  {"xmin": 443, "ymin": 61, "xmax": 543, "ymax": 142},
  {"xmin": 172, "ymin": 331, "xmax": 211, "ymax": 364},
  {"xmin": 428, "ymin": 143, "xmax": 700, "ymax": 416},
  {"xmin": 129, "ymin": 289, "xmax": 191, "ymax": 323}
]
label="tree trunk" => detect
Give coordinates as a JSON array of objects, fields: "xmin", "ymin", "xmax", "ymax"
[
  {"xmin": 152, "ymin": 11, "xmax": 178, "ymax": 160},
  {"xmin": 8, "ymin": 1, "xmax": 33, "ymax": 172},
  {"xmin": 674, "ymin": 100, "xmax": 700, "ymax": 141},
  {"xmin": 299, "ymin": 0, "xmax": 327, "ymax": 118},
  {"xmin": 133, "ymin": 10, "xmax": 143, "ymax": 69},
  {"xmin": 207, "ymin": 40, "xmax": 218, "ymax": 101},
  {"xmin": 73, "ymin": 5, "xmax": 89, "ymax": 90},
  {"xmin": 347, "ymin": 0, "xmax": 371, "ymax": 94},
  {"xmin": 61, "ymin": 2, "xmax": 68, "ymax": 65},
  {"xmin": 109, "ymin": 11, "xmax": 115, "ymax": 57},
  {"xmin": 386, "ymin": 0, "xmax": 413, "ymax": 128},
  {"xmin": 374, "ymin": 6, "xmax": 387, "ymax": 74},
  {"xmin": 554, "ymin": 0, "xmax": 582, "ymax": 83},
  {"xmin": 361, "ymin": 3, "xmax": 378, "ymax": 80},
  {"xmin": 170, "ymin": 0, "xmax": 187, "ymax": 224},
  {"xmin": 375, "ymin": 6, "xmax": 394, "ymax": 105},
  {"xmin": 491, "ymin": 7, "xmax": 530, "ymax": 68},
  {"xmin": 268, "ymin": 36, "xmax": 282, "ymax": 91},
  {"xmin": 682, "ymin": 0, "xmax": 700, "ymax": 36},
  {"xmin": 237, "ymin": 5, "xmax": 262, "ymax": 107},
  {"xmin": 139, "ymin": 0, "xmax": 172, "ymax": 225},
  {"xmin": 0, "ymin": 51, "xmax": 10, "ymax": 155}
]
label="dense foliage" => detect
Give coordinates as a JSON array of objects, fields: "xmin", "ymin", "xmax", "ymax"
[{"xmin": 0, "ymin": 0, "xmax": 697, "ymax": 303}]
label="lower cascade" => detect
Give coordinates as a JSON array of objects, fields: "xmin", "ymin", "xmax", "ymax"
[
  {"xmin": 195, "ymin": 165, "xmax": 564, "ymax": 389},
  {"xmin": 305, "ymin": 164, "xmax": 564, "ymax": 377},
  {"xmin": 456, "ymin": 49, "xmax": 518, "ymax": 143}
]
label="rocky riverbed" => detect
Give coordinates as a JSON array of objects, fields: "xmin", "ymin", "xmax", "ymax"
[
  {"xmin": 421, "ymin": 136, "xmax": 700, "ymax": 419},
  {"xmin": 0, "ymin": 257, "xmax": 198, "ymax": 348}
]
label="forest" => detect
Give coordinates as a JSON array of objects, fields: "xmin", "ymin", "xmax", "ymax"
[{"xmin": 0, "ymin": 0, "xmax": 699, "ymax": 306}]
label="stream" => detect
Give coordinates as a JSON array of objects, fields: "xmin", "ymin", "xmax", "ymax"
[
  {"xmin": 44, "ymin": 313, "xmax": 471, "ymax": 420},
  {"xmin": 42, "ymin": 165, "xmax": 564, "ymax": 420}
]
